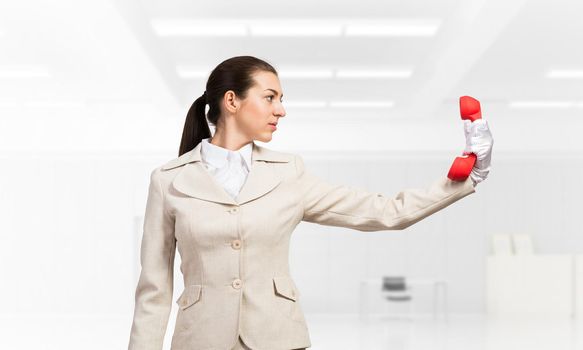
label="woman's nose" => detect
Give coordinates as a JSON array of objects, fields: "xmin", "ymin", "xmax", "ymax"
[{"xmin": 275, "ymin": 104, "xmax": 286, "ymax": 117}]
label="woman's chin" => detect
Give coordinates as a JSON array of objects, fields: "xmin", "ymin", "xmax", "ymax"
[{"xmin": 256, "ymin": 134, "xmax": 273, "ymax": 143}]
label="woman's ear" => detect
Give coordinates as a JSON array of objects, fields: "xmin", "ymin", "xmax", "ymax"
[{"xmin": 223, "ymin": 90, "xmax": 239, "ymax": 114}]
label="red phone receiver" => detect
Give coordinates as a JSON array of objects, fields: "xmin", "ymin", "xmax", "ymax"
[{"xmin": 447, "ymin": 96, "xmax": 482, "ymax": 181}]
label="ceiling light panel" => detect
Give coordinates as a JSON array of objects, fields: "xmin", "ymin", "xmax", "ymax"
[
  {"xmin": 151, "ymin": 19, "xmax": 246, "ymax": 36},
  {"xmin": 509, "ymin": 101, "xmax": 575, "ymax": 108},
  {"xmin": 336, "ymin": 69, "xmax": 413, "ymax": 78},
  {"xmin": 250, "ymin": 22, "xmax": 341, "ymax": 36},
  {"xmin": 151, "ymin": 18, "xmax": 441, "ymax": 37},
  {"xmin": 176, "ymin": 66, "xmax": 208, "ymax": 79},
  {"xmin": 0, "ymin": 65, "xmax": 51, "ymax": 78},
  {"xmin": 345, "ymin": 19, "xmax": 441, "ymax": 36},
  {"xmin": 176, "ymin": 67, "xmax": 413, "ymax": 80},
  {"xmin": 329, "ymin": 101, "xmax": 395, "ymax": 108},
  {"xmin": 546, "ymin": 69, "xmax": 583, "ymax": 79}
]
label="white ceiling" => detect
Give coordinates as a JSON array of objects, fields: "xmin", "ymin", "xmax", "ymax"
[{"xmin": 1, "ymin": 0, "xmax": 582, "ymax": 153}]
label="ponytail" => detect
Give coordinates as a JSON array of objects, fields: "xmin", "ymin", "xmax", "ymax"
[{"xmin": 178, "ymin": 91, "xmax": 211, "ymax": 157}]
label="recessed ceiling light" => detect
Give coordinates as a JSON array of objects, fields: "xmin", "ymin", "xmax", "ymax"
[
  {"xmin": 330, "ymin": 101, "xmax": 395, "ymax": 108},
  {"xmin": 278, "ymin": 70, "xmax": 334, "ymax": 79},
  {"xmin": 176, "ymin": 67, "xmax": 414, "ymax": 80},
  {"xmin": 151, "ymin": 19, "xmax": 246, "ymax": 36},
  {"xmin": 0, "ymin": 98, "xmax": 85, "ymax": 108},
  {"xmin": 250, "ymin": 23, "xmax": 341, "ymax": 36},
  {"xmin": 336, "ymin": 69, "xmax": 413, "ymax": 78},
  {"xmin": 345, "ymin": 19, "xmax": 441, "ymax": 37},
  {"xmin": 151, "ymin": 18, "xmax": 441, "ymax": 37},
  {"xmin": 0, "ymin": 65, "xmax": 51, "ymax": 78},
  {"xmin": 546, "ymin": 69, "xmax": 583, "ymax": 79},
  {"xmin": 509, "ymin": 101, "xmax": 574, "ymax": 108},
  {"xmin": 283, "ymin": 101, "xmax": 328, "ymax": 108},
  {"xmin": 176, "ymin": 66, "xmax": 209, "ymax": 79}
]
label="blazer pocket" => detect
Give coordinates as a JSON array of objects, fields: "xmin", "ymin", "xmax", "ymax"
[
  {"xmin": 273, "ymin": 276, "xmax": 299, "ymax": 301},
  {"xmin": 176, "ymin": 284, "xmax": 203, "ymax": 310}
]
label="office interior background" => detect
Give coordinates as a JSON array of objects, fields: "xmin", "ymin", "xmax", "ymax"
[{"xmin": 1, "ymin": 0, "xmax": 582, "ymax": 349}]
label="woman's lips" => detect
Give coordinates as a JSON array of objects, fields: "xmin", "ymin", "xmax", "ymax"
[{"xmin": 268, "ymin": 123, "xmax": 277, "ymax": 130}]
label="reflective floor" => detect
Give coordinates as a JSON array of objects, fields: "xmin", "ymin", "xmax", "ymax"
[
  {"xmin": 308, "ymin": 313, "xmax": 583, "ymax": 350},
  {"xmin": 1, "ymin": 313, "xmax": 582, "ymax": 349}
]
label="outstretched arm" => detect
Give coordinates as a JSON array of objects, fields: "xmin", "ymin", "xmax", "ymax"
[{"xmin": 295, "ymin": 155, "xmax": 475, "ymax": 232}]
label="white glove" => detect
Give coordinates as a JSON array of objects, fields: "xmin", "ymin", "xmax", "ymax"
[{"xmin": 463, "ymin": 119, "xmax": 493, "ymax": 186}]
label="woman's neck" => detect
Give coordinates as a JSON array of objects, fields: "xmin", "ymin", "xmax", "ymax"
[{"xmin": 210, "ymin": 130, "xmax": 252, "ymax": 151}]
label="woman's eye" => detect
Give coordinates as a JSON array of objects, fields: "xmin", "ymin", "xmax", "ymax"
[{"xmin": 267, "ymin": 95, "xmax": 283, "ymax": 103}]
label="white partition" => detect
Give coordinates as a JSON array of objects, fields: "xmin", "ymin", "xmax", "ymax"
[
  {"xmin": 576, "ymin": 255, "xmax": 583, "ymax": 319},
  {"xmin": 491, "ymin": 234, "xmax": 514, "ymax": 255},
  {"xmin": 512, "ymin": 234, "xmax": 535, "ymax": 255},
  {"xmin": 486, "ymin": 255, "xmax": 573, "ymax": 318}
]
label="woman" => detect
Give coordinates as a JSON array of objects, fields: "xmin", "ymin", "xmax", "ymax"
[{"xmin": 128, "ymin": 56, "xmax": 493, "ymax": 350}]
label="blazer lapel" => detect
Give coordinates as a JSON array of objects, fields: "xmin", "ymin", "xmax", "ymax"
[
  {"xmin": 162, "ymin": 141, "xmax": 291, "ymax": 206},
  {"xmin": 235, "ymin": 160, "xmax": 279, "ymax": 205}
]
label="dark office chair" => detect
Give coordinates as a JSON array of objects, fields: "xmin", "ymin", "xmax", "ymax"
[{"xmin": 381, "ymin": 276, "xmax": 412, "ymax": 301}]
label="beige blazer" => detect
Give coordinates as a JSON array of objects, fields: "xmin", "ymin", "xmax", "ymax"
[{"xmin": 128, "ymin": 141, "xmax": 476, "ymax": 350}]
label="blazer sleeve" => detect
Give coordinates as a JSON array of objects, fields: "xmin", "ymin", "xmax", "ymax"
[
  {"xmin": 294, "ymin": 155, "xmax": 476, "ymax": 231},
  {"xmin": 128, "ymin": 167, "xmax": 176, "ymax": 350}
]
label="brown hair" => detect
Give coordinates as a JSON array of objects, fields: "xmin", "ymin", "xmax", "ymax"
[{"xmin": 178, "ymin": 55, "xmax": 278, "ymax": 156}]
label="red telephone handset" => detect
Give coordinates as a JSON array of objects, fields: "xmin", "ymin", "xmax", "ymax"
[{"xmin": 447, "ymin": 96, "xmax": 482, "ymax": 181}]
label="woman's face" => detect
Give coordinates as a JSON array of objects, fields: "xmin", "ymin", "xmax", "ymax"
[{"xmin": 231, "ymin": 71, "xmax": 286, "ymax": 143}]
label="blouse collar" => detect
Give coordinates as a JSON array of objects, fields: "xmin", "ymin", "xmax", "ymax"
[{"xmin": 201, "ymin": 137, "xmax": 253, "ymax": 170}]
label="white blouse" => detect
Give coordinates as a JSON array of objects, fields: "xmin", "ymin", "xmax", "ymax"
[{"xmin": 200, "ymin": 137, "xmax": 253, "ymax": 200}]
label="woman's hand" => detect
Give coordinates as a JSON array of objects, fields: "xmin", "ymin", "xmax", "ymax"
[{"xmin": 463, "ymin": 119, "xmax": 493, "ymax": 185}]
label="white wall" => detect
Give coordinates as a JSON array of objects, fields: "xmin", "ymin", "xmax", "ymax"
[
  {"xmin": 1, "ymin": 151, "xmax": 580, "ymax": 318},
  {"xmin": 295, "ymin": 152, "xmax": 583, "ymax": 314}
]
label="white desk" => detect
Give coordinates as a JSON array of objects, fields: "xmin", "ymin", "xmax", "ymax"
[{"xmin": 486, "ymin": 255, "xmax": 573, "ymax": 318}]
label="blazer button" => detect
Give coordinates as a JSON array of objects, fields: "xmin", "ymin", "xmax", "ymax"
[
  {"xmin": 231, "ymin": 239, "xmax": 242, "ymax": 249},
  {"xmin": 229, "ymin": 207, "xmax": 239, "ymax": 214},
  {"xmin": 232, "ymin": 279, "xmax": 242, "ymax": 289}
]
